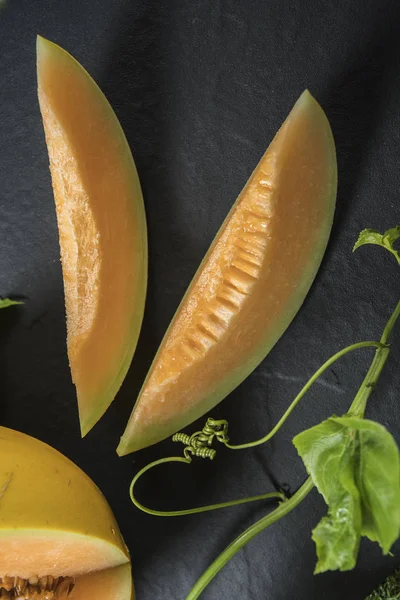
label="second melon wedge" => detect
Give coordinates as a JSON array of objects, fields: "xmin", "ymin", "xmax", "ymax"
[
  {"xmin": 117, "ymin": 90, "xmax": 337, "ymax": 455},
  {"xmin": 37, "ymin": 37, "xmax": 147, "ymax": 436}
]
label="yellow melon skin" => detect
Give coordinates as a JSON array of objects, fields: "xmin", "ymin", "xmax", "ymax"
[
  {"xmin": 117, "ymin": 90, "xmax": 337, "ymax": 455},
  {"xmin": 0, "ymin": 426, "xmax": 132, "ymax": 599},
  {"xmin": 37, "ymin": 36, "xmax": 148, "ymax": 437}
]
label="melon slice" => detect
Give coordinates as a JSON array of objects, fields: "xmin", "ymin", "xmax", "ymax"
[
  {"xmin": 37, "ymin": 36, "xmax": 148, "ymax": 436},
  {"xmin": 0, "ymin": 426, "xmax": 132, "ymax": 599},
  {"xmin": 117, "ymin": 90, "xmax": 337, "ymax": 455}
]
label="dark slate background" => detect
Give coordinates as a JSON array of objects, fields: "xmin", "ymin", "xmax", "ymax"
[{"xmin": 1, "ymin": 1, "xmax": 400, "ymax": 598}]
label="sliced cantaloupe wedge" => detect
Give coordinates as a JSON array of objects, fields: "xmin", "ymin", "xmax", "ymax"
[
  {"xmin": 0, "ymin": 426, "xmax": 132, "ymax": 599},
  {"xmin": 37, "ymin": 36, "xmax": 148, "ymax": 436},
  {"xmin": 117, "ymin": 90, "xmax": 337, "ymax": 455}
]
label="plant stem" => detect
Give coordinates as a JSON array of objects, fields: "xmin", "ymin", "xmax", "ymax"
[
  {"xmin": 350, "ymin": 299, "xmax": 400, "ymax": 417},
  {"xmin": 226, "ymin": 341, "xmax": 382, "ymax": 450},
  {"xmin": 185, "ymin": 478, "xmax": 313, "ymax": 600},
  {"xmin": 382, "ymin": 300, "xmax": 400, "ymax": 344}
]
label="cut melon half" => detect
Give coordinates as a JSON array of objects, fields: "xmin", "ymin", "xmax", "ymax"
[
  {"xmin": 0, "ymin": 426, "xmax": 132, "ymax": 599},
  {"xmin": 37, "ymin": 36, "xmax": 148, "ymax": 436},
  {"xmin": 117, "ymin": 90, "xmax": 337, "ymax": 455}
]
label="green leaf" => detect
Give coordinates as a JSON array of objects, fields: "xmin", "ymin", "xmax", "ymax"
[
  {"xmin": 354, "ymin": 229, "xmax": 387, "ymax": 249},
  {"xmin": 353, "ymin": 226, "xmax": 400, "ymax": 265},
  {"xmin": 0, "ymin": 298, "xmax": 22, "ymax": 309},
  {"xmin": 293, "ymin": 416, "xmax": 400, "ymax": 573},
  {"xmin": 294, "ymin": 418, "xmax": 362, "ymax": 572},
  {"xmin": 342, "ymin": 417, "xmax": 400, "ymax": 552}
]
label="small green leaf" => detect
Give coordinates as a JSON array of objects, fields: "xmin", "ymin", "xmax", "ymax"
[
  {"xmin": 353, "ymin": 226, "xmax": 400, "ymax": 265},
  {"xmin": 0, "ymin": 298, "xmax": 22, "ymax": 309},
  {"xmin": 294, "ymin": 416, "xmax": 400, "ymax": 573},
  {"xmin": 353, "ymin": 229, "xmax": 386, "ymax": 250}
]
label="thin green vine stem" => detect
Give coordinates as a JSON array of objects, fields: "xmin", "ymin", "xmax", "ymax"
[
  {"xmin": 382, "ymin": 299, "xmax": 400, "ymax": 343},
  {"xmin": 185, "ymin": 477, "xmax": 314, "ymax": 600},
  {"xmin": 225, "ymin": 340, "xmax": 383, "ymax": 450},
  {"xmin": 129, "ymin": 456, "xmax": 285, "ymax": 517}
]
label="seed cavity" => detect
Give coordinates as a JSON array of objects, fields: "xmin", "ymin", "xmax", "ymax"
[
  {"xmin": 0, "ymin": 576, "xmax": 74, "ymax": 599},
  {"xmin": 229, "ymin": 265, "xmax": 258, "ymax": 285},
  {"xmin": 196, "ymin": 323, "xmax": 219, "ymax": 344},
  {"xmin": 216, "ymin": 294, "xmax": 240, "ymax": 311},
  {"xmin": 182, "ymin": 337, "xmax": 204, "ymax": 359},
  {"xmin": 246, "ymin": 209, "xmax": 269, "ymax": 224},
  {"xmin": 237, "ymin": 248, "xmax": 262, "ymax": 267},
  {"xmin": 241, "ymin": 231, "xmax": 269, "ymax": 248},
  {"xmin": 222, "ymin": 278, "xmax": 247, "ymax": 297}
]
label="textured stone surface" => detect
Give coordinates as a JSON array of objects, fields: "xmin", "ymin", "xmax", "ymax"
[{"xmin": 0, "ymin": 1, "xmax": 399, "ymax": 598}]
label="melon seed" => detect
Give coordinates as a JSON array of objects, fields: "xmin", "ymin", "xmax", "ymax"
[{"xmin": 0, "ymin": 576, "xmax": 74, "ymax": 599}]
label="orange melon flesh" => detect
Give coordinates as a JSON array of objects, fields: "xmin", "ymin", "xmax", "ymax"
[
  {"xmin": 70, "ymin": 564, "xmax": 134, "ymax": 600},
  {"xmin": 0, "ymin": 532, "xmax": 125, "ymax": 579},
  {"xmin": 0, "ymin": 426, "xmax": 131, "ymax": 596},
  {"xmin": 117, "ymin": 90, "xmax": 337, "ymax": 455},
  {"xmin": 37, "ymin": 36, "xmax": 148, "ymax": 436}
]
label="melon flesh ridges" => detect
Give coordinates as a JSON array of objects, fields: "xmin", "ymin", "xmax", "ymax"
[
  {"xmin": 37, "ymin": 36, "xmax": 147, "ymax": 436},
  {"xmin": 117, "ymin": 90, "xmax": 337, "ymax": 455},
  {"xmin": 0, "ymin": 426, "xmax": 130, "ymax": 597}
]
